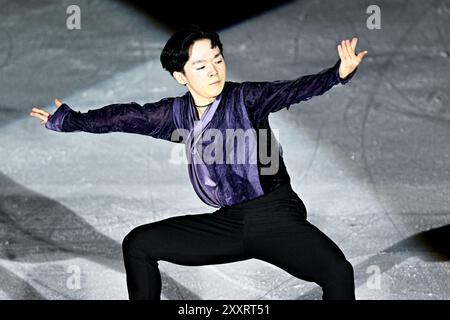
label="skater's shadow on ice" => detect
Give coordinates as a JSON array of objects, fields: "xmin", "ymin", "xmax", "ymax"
[
  {"xmin": 0, "ymin": 173, "xmax": 200, "ymax": 299},
  {"xmin": 297, "ymin": 224, "xmax": 450, "ymax": 300}
]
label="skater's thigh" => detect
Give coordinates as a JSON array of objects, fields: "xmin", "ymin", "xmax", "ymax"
[
  {"xmin": 124, "ymin": 211, "xmax": 247, "ymax": 265},
  {"xmin": 245, "ymin": 213, "xmax": 347, "ymax": 280}
]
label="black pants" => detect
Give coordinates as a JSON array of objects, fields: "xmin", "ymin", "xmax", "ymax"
[{"xmin": 122, "ymin": 183, "xmax": 355, "ymax": 300}]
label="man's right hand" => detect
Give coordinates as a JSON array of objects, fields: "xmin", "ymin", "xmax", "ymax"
[{"xmin": 30, "ymin": 98, "xmax": 63, "ymax": 125}]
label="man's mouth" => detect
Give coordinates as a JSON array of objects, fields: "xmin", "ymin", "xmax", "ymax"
[{"xmin": 210, "ymin": 80, "xmax": 220, "ymax": 85}]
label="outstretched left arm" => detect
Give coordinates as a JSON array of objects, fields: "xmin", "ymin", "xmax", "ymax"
[
  {"xmin": 337, "ymin": 37, "xmax": 368, "ymax": 80},
  {"xmin": 242, "ymin": 37, "xmax": 368, "ymax": 126}
]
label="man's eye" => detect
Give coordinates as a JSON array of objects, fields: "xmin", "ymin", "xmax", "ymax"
[
  {"xmin": 215, "ymin": 59, "xmax": 223, "ymax": 64},
  {"xmin": 196, "ymin": 66, "xmax": 205, "ymax": 70}
]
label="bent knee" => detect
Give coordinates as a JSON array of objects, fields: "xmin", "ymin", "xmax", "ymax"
[
  {"xmin": 122, "ymin": 227, "xmax": 138, "ymax": 253},
  {"xmin": 332, "ymin": 259, "xmax": 354, "ymax": 281},
  {"xmin": 122, "ymin": 224, "xmax": 154, "ymax": 254}
]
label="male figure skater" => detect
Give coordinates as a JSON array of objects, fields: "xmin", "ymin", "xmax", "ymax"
[{"xmin": 30, "ymin": 25, "xmax": 367, "ymax": 300}]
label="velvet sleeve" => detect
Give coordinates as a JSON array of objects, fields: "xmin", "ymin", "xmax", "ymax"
[
  {"xmin": 45, "ymin": 97, "xmax": 177, "ymax": 141},
  {"xmin": 242, "ymin": 59, "xmax": 357, "ymax": 125}
]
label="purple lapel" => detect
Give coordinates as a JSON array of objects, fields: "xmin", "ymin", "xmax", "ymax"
[{"xmin": 185, "ymin": 93, "xmax": 223, "ymax": 207}]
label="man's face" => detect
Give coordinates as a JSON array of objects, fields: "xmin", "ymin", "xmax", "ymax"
[{"xmin": 174, "ymin": 38, "xmax": 226, "ymax": 105}]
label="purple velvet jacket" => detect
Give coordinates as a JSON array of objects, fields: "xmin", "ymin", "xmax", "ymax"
[{"xmin": 46, "ymin": 59, "xmax": 356, "ymax": 207}]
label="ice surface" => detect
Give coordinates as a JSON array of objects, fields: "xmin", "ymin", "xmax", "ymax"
[{"xmin": 1, "ymin": 0, "xmax": 449, "ymax": 299}]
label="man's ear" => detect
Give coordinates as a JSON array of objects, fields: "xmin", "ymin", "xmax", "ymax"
[{"xmin": 173, "ymin": 71, "xmax": 187, "ymax": 85}]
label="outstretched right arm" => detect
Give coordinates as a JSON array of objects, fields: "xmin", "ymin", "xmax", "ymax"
[{"xmin": 30, "ymin": 97, "xmax": 177, "ymax": 141}]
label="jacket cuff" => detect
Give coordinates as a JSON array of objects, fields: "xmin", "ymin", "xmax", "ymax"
[
  {"xmin": 45, "ymin": 103, "xmax": 73, "ymax": 132},
  {"xmin": 334, "ymin": 59, "xmax": 357, "ymax": 85}
]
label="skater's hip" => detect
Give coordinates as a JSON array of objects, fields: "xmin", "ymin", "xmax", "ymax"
[{"xmin": 219, "ymin": 183, "xmax": 306, "ymax": 215}]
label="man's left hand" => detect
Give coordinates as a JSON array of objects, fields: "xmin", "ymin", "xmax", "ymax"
[{"xmin": 337, "ymin": 37, "xmax": 368, "ymax": 79}]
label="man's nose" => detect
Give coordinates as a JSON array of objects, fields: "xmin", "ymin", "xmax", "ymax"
[{"xmin": 208, "ymin": 64, "xmax": 218, "ymax": 77}]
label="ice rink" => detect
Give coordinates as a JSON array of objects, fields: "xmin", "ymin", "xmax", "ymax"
[{"xmin": 0, "ymin": 0, "xmax": 449, "ymax": 299}]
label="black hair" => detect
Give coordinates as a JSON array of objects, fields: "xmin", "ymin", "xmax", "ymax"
[{"xmin": 160, "ymin": 24, "xmax": 224, "ymax": 76}]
